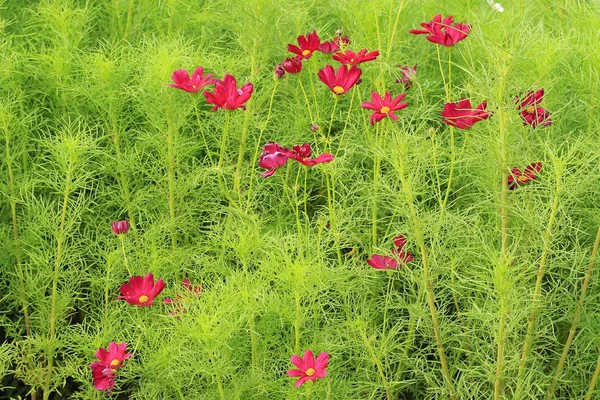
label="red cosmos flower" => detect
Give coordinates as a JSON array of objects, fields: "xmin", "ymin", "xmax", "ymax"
[
  {"xmin": 366, "ymin": 254, "xmax": 398, "ymax": 270},
  {"xmin": 508, "ymin": 162, "xmax": 542, "ymax": 190},
  {"xmin": 441, "ymin": 99, "xmax": 490, "ymax": 129},
  {"xmin": 332, "ymin": 49, "xmax": 380, "ymax": 65},
  {"xmin": 90, "ymin": 362, "xmax": 116, "ymax": 391},
  {"xmin": 516, "ymin": 89, "xmax": 552, "ymax": 128},
  {"xmin": 392, "ymin": 234, "xmax": 414, "ymax": 264},
  {"xmin": 410, "ymin": 14, "xmax": 471, "ymax": 47},
  {"xmin": 258, "ymin": 142, "xmax": 290, "ymax": 178},
  {"xmin": 282, "ymin": 56, "xmax": 303, "ymax": 74},
  {"xmin": 169, "ymin": 67, "xmax": 216, "ymax": 93},
  {"xmin": 95, "ymin": 342, "xmax": 132, "ymax": 370},
  {"xmin": 111, "ymin": 220, "xmax": 130, "ymax": 235},
  {"xmin": 288, "ymin": 143, "xmax": 334, "ymax": 166},
  {"xmin": 396, "ymin": 64, "xmax": 417, "ymax": 90},
  {"xmin": 319, "ymin": 40, "xmax": 340, "ymax": 54},
  {"xmin": 118, "ymin": 273, "xmax": 165, "ymax": 307},
  {"xmin": 287, "ymin": 349, "xmax": 329, "ymax": 388},
  {"xmin": 318, "ymin": 65, "xmax": 362, "ymax": 95},
  {"xmin": 361, "ymin": 91, "xmax": 408, "ymax": 125},
  {"xmin": 367, "ymin": 235, "xmax": 414, "ymax": 269},
  {"xmin": 163, "ymin": 279, "xmax": 203, "ymax": 316},
  {"xmin": 288, "ymin": 30, "xmax": 321, "ymax": 60},
  {"xmin": 203, "ymin": 74, "xmax": 253, "ymax": 112}
]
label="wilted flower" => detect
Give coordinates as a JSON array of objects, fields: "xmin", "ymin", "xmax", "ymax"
[
  {"xmin": 367, "ymin": 234, "xmax": 413, "ymax": 269},
  {"xmin": 258, "ymin": 142, "xmax": 290, "ymax": 178},
  {"xmin": 516, "ymin": 89, "xmax": 552, "ymax": 128},
  {"xmin": 318, "ymin": 64, "xmax": 362, "ymax": 95},
  {"xmin": 361, "ymin": 91, "xmax": 408, "ymax": 125},
  {"xmin": 274, "ymin": 64, "xmax": 286, "ymax": 79},
  {"xmin": 392, "ymin": 234, "xmax": 414, "ymax": 264},
  {"xmin": 288, "ymin": 30, "xmax": 321, "ymax": 59},
  {"xmin": 169, "ymin": 67, "xmax": 216, "ymax": 93},
  {"xmin": 282, "ymin": 56, "xmax": 303, "ymax": 74},
  {"xmin": 441, "ymin": 99, "xmax": 490, "ymax": 129},
  {"xmin": 118, "ymin": 273, "xmax": 165, "ymax": 307},
  {"xmin": 396, "ymin": 64, "xmax": 417, "ymax": 90},
  {"xmin": 332, "ymin": 49, "xmax": 380, "ymax": 65},
  {"xmin": 310, "ymin": 123, "xmax": 320, "ymax": 132},
  {"xmin": 203, "ymin": 74, "xmax": 254, "ymax": 111},
  {"xmin": 287, "ymin": 349, "xmax": 329, "ymax": 388},
  {"xmin": 508, "ymin": 162, "xmax": 542, "ymax": 190},
  {"xmin": 410, "ymin": 14, "xmax": 471, "ymax": 46},
  {"xmin": 111, "ymin": 220, "xmax": 130, "ymax": 235}
]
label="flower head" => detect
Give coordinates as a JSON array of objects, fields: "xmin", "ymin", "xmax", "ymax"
[
  {"xmin": 288, "ymin": 30, "xmax": 321, "ymax": 60},
  {"xmin": 318, "ymin": 64, "xmax": 362, "ymax": 95},
  {"xmin": 366, "ymin": 254, "xmax": 398, "ymax": 270},
  {"xmin": 367, "ymin": 234, "xmax": 413, "ymax": 269},
  {"xmin": 441, "ymin": 99, "xmax": 490, "ymax": 129},
  {"xmin": 396, "ymin": 64, "xmax": 417, "ymax": 90},
  {"xmin": 516, "ymin": 90, "xmax": 551, "ymax": 128},
  {"xmin": 287, "ymin": 349, "xmax": 329, "ymax": 388},
  {"xmin": 332, "ymin": 49, "xmax": 380, "ymax": 65},
  {"xmin": 169, "ymin": 67, "xmax": 216, "ymax": 93},
  {"xmin": 361, "ymin": 91, "xmax": 408, "ymax": 125},
  {"xmin": 410, "ymin": 14, "xmax": 471, "ymax": 47},
  {"xmin": 282, "ymin": 56, "xmax": 303, "ymax": 74},
  {"xmin": 319, "ymin": 40, "xmax": 340, "ymax": 54},
  {"xmin": 288, "ymin": 143, "xmax": 334, "ymax": 166},
  {"xmin": 90, "ymin": 362, "xmax": 116, "ymax": 391},
  {"xmin": 94, "ymin": 342, "xmax": 132, "ymax": 370},
  {"xmin": 203, "ymin": 74, "xmax": 253, "ymax": 112},
  {"xmin": 508, "ymin": 162, "xmax": 542, "ymax": 190},
  {"xmin": 258, "ymin": 142, "xmax": 290, "ymax": 178},
  {"xmin": 310, "ymin": 123, "xmax": 320, "ymax": 132},
  {"xmin": 118, "ymin": 273, "xmax": 165, "ymax": 307},
  {"xmin": 111, "ymin": 220, "xmax": 130, "ymax": 235}
]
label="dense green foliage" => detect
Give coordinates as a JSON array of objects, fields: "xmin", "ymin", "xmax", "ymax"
[{"xmin": 1, "ymin": 0, "xmax": 600, "ymax": 399}]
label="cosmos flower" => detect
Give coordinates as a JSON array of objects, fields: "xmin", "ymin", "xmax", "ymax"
[
  {"xmin": 361, "ymin": 91, "xmax": 408, "ymax": 125},
  {"xmin": 287, "ymin": 143, "xmax": 334, "ymax": 166},
  {"xmin": 319, "ymin": 40, "xmax": 340, "ymax": 54},
  {"xmin": 441, "ymin": 99, "xmax": 490, "ymax": 129},
  {"xmin": 395, "ymin": 64, "xmax": 417, "ymax": 90},
  {"xmin": 111, "ymin": 220, "xmax": 130, "ymax": 235},
  {"xmin": 274, "ymin": 64, "xmax": 286, "ymax": 79},
  {"xmin": 90, "ymin": 362, "xmax": 116, "ymax": 391},
  {"xmin": 258, "ymin": 142, "xmax": 290, "ymax": 178},
  {"xmin": 508, "ymin": 162, "xmax": 542, "ymax": 190},
  {"xmin": 516, "ymin": 89, "xmax": 552, "ymax": 128},
  {"xmin": 287, "ymin": 349, "xmax": 329, "ymax": 388},
  {"xmin": 332, "ymin": 49, "xmax": 380, "ymax": 65},
  {"xmin": 366, "ymin": 254, "xmax": 398, "ymax": 270},
  {"xmin": 203, "ymin": 74, "xmax": 254, "ymax": 111},
  {"xmin": 392, "ymin": 234, "xmax": 414, "ymax": 264},
  {"xmin": 288, "ymin": 30, "xmax": 321, "ymax": 59},
  {"xmin": 169, "ymin": 67, "xmax": 216, "ymax": 93},
  {"xmin": 318, "ymin": 64, "xmax": 362, "ymax": 95},
  {"xmin": 410, "ymin": 14, "xmax": 471, "ymax": 46},
  {"xmin": 94, "ymin": 342, "xmax": 132, "ymax": 370},
  {"xmin": 282, "ymin": 56, "xmax": 303, "ymax": 74},
  {"xmin": 118, "ymin": 273, "xmax": 165, "ymax": 307}
]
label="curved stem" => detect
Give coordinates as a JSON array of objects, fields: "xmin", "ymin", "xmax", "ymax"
[
  {"xmin": 359, "ymin": 324, "xmax": 392, "ymax": 400},
  {"xmin": 334, "ymin": 87, "xmax": 356, "ymax": 158},
  {"xmin": 585, "ymin": 350, "xmax": 600, "ymax": 400},
  {"xmin": 294, "ymin": 289, "xmax": 301, "ymax": 354}
]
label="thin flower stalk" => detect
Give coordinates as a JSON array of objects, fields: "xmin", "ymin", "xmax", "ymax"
[
  {"xmin": 166, "ymin": 122, "xmax": 178, "ymax": 248},
  {"xmin": 193, "ymin": 98, "xmax": 215, "ymax": 165},
  {"xmin": 546, "ymin": 225, "xmax": 600, "ymax": 399},
  {"xmin": 585, "ymin": 351, "xmax": 600, "ymax": 400},
  {"xmin": 372, "ymin": 122, "xmax": 381, "ymax": 247},
  {"xmin": 358, "ymin": 322, "xmax": 392, "ymax": 400}
]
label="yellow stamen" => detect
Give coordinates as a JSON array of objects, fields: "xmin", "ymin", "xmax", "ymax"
[
  {"xmin": 517, "ymin": 175, "xmax": 528, "ymax": 182},
  {"xmin": 302, "ymin": 50, "xmax": 311, "ymax": 57},
  {"xmin": 380, "ymin": 106, "xmax": 390, "ymax": 114},
  {"xmin": 333, "ymin": 86, "xmax": 345, "ymax": 94},
  {"xmin": 110, "ymin": 359, "xmax": 120, "ymax": 367},
  {"xmin": 305, "ymin": 368, "xmax": 316, "ymax": 376},
  {"xmin": 526, "ymin": 106, "xmax": 535, "ymax": 114},
  {"xmin": 138, "ymin": 295, "xmax": 149, "ymax": 303}
]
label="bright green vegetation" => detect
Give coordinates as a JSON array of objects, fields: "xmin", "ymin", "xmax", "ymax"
[{"xmin": 1, "ymin": 0, "xmax": 600, "ymax": 399}]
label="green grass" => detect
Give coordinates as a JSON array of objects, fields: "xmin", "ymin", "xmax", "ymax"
[{"xmin": 1, "ymin": 0, "xmax": 600, "ymax": 399}]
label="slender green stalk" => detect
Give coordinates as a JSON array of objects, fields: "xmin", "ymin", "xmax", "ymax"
[
  {"xmin": 382, "ymin": 273, "xmax": 394, "ymax": 336},
  {"xmin": 385, "ymin": 0, "xmax": 406, "ymax": 60},
  {"xmin": 334, "ymin": 86, "xmax": 356, "ymax": 158},
  {"xmin": 193, "ymin": 99, "xmax": 214, "ymax": 165},
  {"xmin": 297, "ymin": 77, "xmax": 315, "ymax": 126},
  {"xmin": 585, "ymin": 350, "xmax": 600, "ymax": 400},
  {"xmin": 325, "ymin": 97, "xmax": 343, "ymax": 266},
  {"xmin": 546, "ymin": 225, "xmax": 600, "ymax": 399},
  {"xmin": 515, "ymin": 168, "xmax": 562, "ymax": 399},
  {"xmin": 359, "ymin": 323, "xmax": 392, "ymax": 400},
  {"xmin": 372, "ymin": 122, "xmax": 381, "ymax": 248},
  {"xmin": 326, "ymin": 96, "xmax": 338, "ymax": 151},
  {"xmin": 294, "ymin": 289, "xmax": 301, "ymax": 354},
  {"xmin": 119, "ymin": 234, "xmax": 132, "ymax": 275},
  {"xmin": 123, "ymin": 0, "xmax": 135, "ymax": 38},
  {"xmin": 166, "ymin": 122, "xmax": 178, "ymax": 248}
]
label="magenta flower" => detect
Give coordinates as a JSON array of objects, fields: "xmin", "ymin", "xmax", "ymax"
[
  {"xmin": 508, "ymin": 162, "xmax": 542, "ymax": 190},
  {"xmin": 118, "ymin": 273, "xmax": 165, "ymax": 307},
  {"xmin": 288, "ymin": 30, "xmax": 321, "ymax": 59},
  {"xmin": 90, "ymin": 362, "xmax": 116, "ymax": 391},
  {"xmin": 367, "ymin": 234, "xmax": 413, "ymax": 269},
  {"xmin": 282, "ymin": 56, "xmax": 303, "ymax": 74},
  {"xmin": 516, "ymin": 90, "xmax": 552, "ymax": 128},
  {"xmin": 111, "ymin": 220, "xmax": 130, "ymax": 235},
  {"xmin": 441, "ymin": 99, "xmax": 490, "ymax": 129},
  {"xmin": 332, "ymin": 49, "xmax": 380, "ymax": 65},
  {"xmin": 274, "ymin": 64, "xmax": 286, "ymax": 79},
  {"xmin": 392, "ymin": 234, "xmax": 414, "ymax": 264},
  {"xmin": 319, "ymin": 40, "xmax": 340, "ymax": 54},
  {"xmin": 361, "ymin": 91, "xmax": 408, "ymax": 125},
  {"xmin": 90, "ymin": 342, "xmax": 132, "ymax": 392},
  {"xmin": 318, "ymin": 64, "xmax": 362, "ymax": 95},
  {"xmin": 203, "ymin": 74, "xmax": 254, "ymax": 111},
  {"xmin": 288, "ymin": 143, "xmax": 334, "ymax": 166},
  {"xmin": 366, "ymin": 254, "xmax": 398, "ymax": 270},
  {"xmin": 396, "ymin": 64, "xmax": 417, "ymax": 90},
  {"xmin": 169, "ymin": 67, "xmax": 216, "ymax": 93},
  {"xmin": 410, "ymin": 14, "xmax": 471, "ymax": 47},
  {"xmin": 287, "ymin": 349, "xmax": 329, "ymax": 387},
  {"xmin": 258, "ymin": 142, "xmax": 290, "ymax": 178}
]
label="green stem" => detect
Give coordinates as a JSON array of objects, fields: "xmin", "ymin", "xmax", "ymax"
[
  {"xmin": 334, "ymin": 86, "xmax": 356, "ymax": 158},
  {"xmin": 112, "ymin": 116, "xmax": 137, "ymax": 237},
  {"xmin": 359, "ymin": 324, "xmax": 392, "ymax": 400},
  {"xmin": 297, "ymin": 77, "xmax": 315, "ymax": 125},
  {"xmin": 193, "ymin": 99, "xmax": 214, "ymax": 165},
  {"xmin": 119, "ymin": 235, "xmax": 132, "ymax": 275},
  {"xmin": 585, "ymin": 350, "xmax": 600, "ymax": 400},
  {"xmin": 166, "ymin": 122, "xmax": 178, "ymax": 248},
  {"xmin": 294, "ymin": 290, "xmax": 301, "ymax": 354},
  {"xmin": 385, "ymin": 0, "xmax": 406, "ymax": 60},
  {"xmin": 546, "ymin": 225, "xmax": 600, "ymax": 399},
  {"xmin": 372, "ymin": 122, "xmax": 381, "ymax": 248},
  {"xmin": 234, "ymin": 99, "xmax": 252, "ymax": 197},
  {"xmin": 326, "ymin": 96, "xmax": 338, "ymax": 152}
]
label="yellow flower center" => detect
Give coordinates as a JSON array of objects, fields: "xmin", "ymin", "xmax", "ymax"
[
  {"xmin": 110, "ymin": 359, "xmax": 120, "ymax": 367},
  {"xmin": 305, "ymin": 368, "xmax": 316, "ymax": 376},
  {"xmin": 380, "ymin": 106, "xmax": 390, "ymax": 114},
  {"xmin": 333, "ymin": 86, "xmax": 345, "ymax": 94},
  {"xmin": 517, "ymin": 175, "xmax": 528, "ymax": 182},
  {"xmin": 138, "ymin": 295, "xmax": 149, "ymax": 303},
  {"xmin": 526, "ymin": 106, "xmax": 535, "ymax": 114},
  {"xmin": 302, "ymin": 50, "xmax": 311, "ymax": 57}
]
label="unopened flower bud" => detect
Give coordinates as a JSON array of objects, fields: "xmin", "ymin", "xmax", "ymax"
[
  {"xmin": 274, "ymin": 64, "xmax": 285, "ymax": 79},
  {"xmin": 111, "ymin": 220, "xmax": 130, "ymax": 235}
]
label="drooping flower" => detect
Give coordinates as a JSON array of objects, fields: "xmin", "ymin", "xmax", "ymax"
[
  {"xmin": 118, "ymin": 273, "xmax": 165, "ymax": 307},
  {"xmin": 90, "ymin": 362, "xmax": 116, "ymax": 391},
  {"xmin": 288, "ymin": 143, "xmax": 334, "ymax": 166},
  {"xmin": 282, "ymin": 56, "xmax": 303, "ymax": 74},
  {"xmin": 410, "ymin": 14, "xmax": 471, "ymax": 47},
  {"xmin": 163, "ymin": 279, "xmax": 203, "ymax": 316},
  {"xmin": 94, "ymin": 342, "xmax": 132, "ymax": 370},
  {"xmin": 287, "ymin": 349, "xmax": 329, "ymax": 388},
  {"xmin": 441, "ymin": 99, "xmax": 490, "ymax": 129},
  {"xmin": 169, "ymin": 67, "xmax": 216, "ymax": 93},
  {"xmin": 258, "ymin": 142, "xmax": 290, "ymax": 178},
  {"xmin": 318, "ymin": 65, "xmax": 362, "ymax": 95},
  {"xmin": 203, "ymin": 74, "xmax": 254, "ymax": 111},
  {"xmin": 111, "ymin": 220, "xmax": 130, "ymax": 235},
  {"xmin": 361, "ymin": 91, "xmax": 408, "ymax": 125},
  {"xmin": 508, "ymin": 162, "xmax": 542, "ymax": 190},
  {"xmin": 395, "ymin": 64, "xmax": 417, "ymax": 90},
  {"xmin": 274, "ymin": 64, "xmax": 286, "ymax": 79},
  {"xmin": 366, "ymin": 254, "xmax": 398, "ymax": 270},
  {"xmin": 332, "ymin": 49, "xmax": 380, "ymax": 65},
  {"xmin": 516, "ymin": 90, "xmax": 551, "ymax": 128},
  {"xmin": 319, "ymin": 40, "xmax": 340, "ymax": 54},
  {"xmin": 288, "ymin": 30, "xmax": 321, "ymax": 60},
  {"xmin": 392, "ymin": 234, "xmax": 414, "ymax": 264}
]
